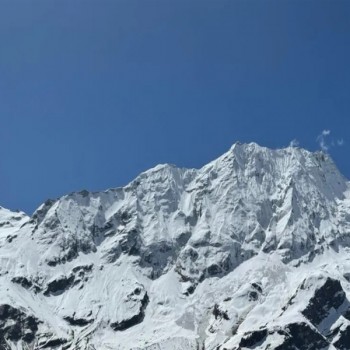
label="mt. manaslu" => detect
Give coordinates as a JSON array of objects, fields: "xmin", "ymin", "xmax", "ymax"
[{"xmin": 2, "ymin": 143, "xmax": 350, "ymax": 350}]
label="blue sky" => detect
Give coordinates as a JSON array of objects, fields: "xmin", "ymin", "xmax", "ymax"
[{"xmin": 1, "ymin": 0, "xmax": 350, "ymax": 214}]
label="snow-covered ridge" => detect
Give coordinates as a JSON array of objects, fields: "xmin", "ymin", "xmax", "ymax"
[{"xmin": 1, "ymin": 142, "xmax": 350, "ymax": 349}]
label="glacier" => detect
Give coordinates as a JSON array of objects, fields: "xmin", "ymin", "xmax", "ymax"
[{"xmin": 1, "ymin": 142, "xmax": 350, "ymax": 349}]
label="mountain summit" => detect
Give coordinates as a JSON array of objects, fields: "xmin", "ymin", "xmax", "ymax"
[{"xmin": 1, "ymin": 143, "xmax": 350, "ymax": 349}]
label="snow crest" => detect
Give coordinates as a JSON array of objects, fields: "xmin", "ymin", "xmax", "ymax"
[{"xmin": 1, "ymin": 143, "xmax": 350, "ymax": 349}]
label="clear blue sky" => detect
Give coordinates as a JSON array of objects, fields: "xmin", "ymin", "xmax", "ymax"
[{"xmin": 1, "ymin": 0, "xmax": 349, "ymax": 214}]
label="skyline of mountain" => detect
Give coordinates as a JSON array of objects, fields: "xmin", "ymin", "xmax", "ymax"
[{"xmin": 1, "ymin": 143, "xmax": 350, "ymax": 349}]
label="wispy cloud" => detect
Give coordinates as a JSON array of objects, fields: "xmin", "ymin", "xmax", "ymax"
[
  {"xmin": 316, "ymin": 130, "xmax": 344, "ymax": 152},
  {"xmin": 317, "ymin": 129, "xmax": 330, "ymax": 152},
  {"xmin": 289, "ymin": 139, "xmax": 299, "ymax": 147}
]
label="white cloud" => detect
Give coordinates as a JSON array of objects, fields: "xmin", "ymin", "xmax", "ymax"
[
  {"xmin": 289, "ymin": 139, "xmax": 299, "ymax": 147},
  {"xmin": 337, "ymin": 139, "xmax": 344, "ymax": 146},
  {"xmin": 316, "ymin": 130, "xmax": 344, "ymax": 152},
  {"xmin": 317, "ymin": 130, "xmax": 330, "ymax": 152}
]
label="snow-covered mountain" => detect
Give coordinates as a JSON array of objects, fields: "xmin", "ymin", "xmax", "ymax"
[{"xmin": 2, "ymin": 142, "xmax": 350, "ymax": 350}]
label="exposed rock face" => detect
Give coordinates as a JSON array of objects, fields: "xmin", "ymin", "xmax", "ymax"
[
  {"xmin": 274, "ymin": 322, "xmax": 329, "ymax": 350},
  {"xmin": 36, "ymin": 334, "xmax": 70, "ymax": 349},
  {"xmin": 44, "ymin": 274, "xmax": 75, "ymax": 296},
  {"xmin": 64, "ymin": 315, "xmax": 93, "ymax": 326},
  {"xmin": 110, "ymin": 291, "xmax": 149, "ymax": 331},
  {"xmin": 333, "ymin": 325, "xmax": 350, "ymax": 350},
  {"xmin": 237, "ymin": 323, "xmax": 330, "ymax": 350},
  {"xmin": 0, "ymin": 304, "xmax": 39, "ymax": 347},
  {"xmin": 11, "ymin": 276, "xmax": 33, "ymax": 289},
  {"xmin": 302, "ymin": 277, "xmax": 346, "ymax": 326},
  {"xmin": 239, "ymin": 328, "xmax": 268, "ymax": 348},
  {"xmin": 2, "ymin": 143, "xmax": 350, "ymax": 349}
]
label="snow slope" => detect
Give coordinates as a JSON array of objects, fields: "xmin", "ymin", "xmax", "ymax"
[{"xmin": 1, "ymin": 143, "xmax": 350, "ymax": 349}]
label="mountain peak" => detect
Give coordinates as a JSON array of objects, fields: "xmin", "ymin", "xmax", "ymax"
[{"xmin": 1, "ymin": 143, "xmax": 350, "ymax": 349}]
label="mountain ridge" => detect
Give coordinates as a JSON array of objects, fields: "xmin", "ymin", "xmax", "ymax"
[{"xmin": 1, "ymin": 142, "xmax": 350, "ymax": 349}]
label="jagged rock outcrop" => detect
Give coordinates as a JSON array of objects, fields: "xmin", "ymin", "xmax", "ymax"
[
  {"xmin": 302, "ymin": 277, "xmax": 347, "ymax": 327},
  {"xmin": 0, "ymin": 304, "xmax": 39, "ymax": 347},
  {"xmin": 110, "ymin": 290, "xmax": 149, "ymax": 331}
]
